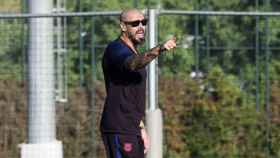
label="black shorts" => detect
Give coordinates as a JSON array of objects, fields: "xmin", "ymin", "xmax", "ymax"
[{"xmin": 102, "ymin": 133, "xmax": 144, "ymax": 158}]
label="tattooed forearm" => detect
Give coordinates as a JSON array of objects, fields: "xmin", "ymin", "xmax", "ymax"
[{"xmin": 124, "ymin": 45, "xmax": 163, "ymax": 71}]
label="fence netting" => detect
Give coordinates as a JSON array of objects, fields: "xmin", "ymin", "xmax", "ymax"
[{"xmin": 0, "ymin": 12, "xmax": 280, "ymax": 158}]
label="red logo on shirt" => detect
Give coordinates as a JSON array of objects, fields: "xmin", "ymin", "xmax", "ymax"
[{"xmin": 123, "ymin": 143, "xmax": 133, "ymax": 152}]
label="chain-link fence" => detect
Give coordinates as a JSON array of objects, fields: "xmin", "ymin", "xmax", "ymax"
[
  {"xmin": 0, "ymin": 8, "xmax": 280, "ymax": 158},
  {"xmin": 157, "ymin": 11, "xmax": 280, "ymax": 158}
]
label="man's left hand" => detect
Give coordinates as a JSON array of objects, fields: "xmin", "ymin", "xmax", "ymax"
[
  {"xmin": 141, "ymin": 128, "xmax": 150, "ymax": 154},
  {"xmin": 161, "ymin": 37, "xmax": 177, "ymax": 51}
]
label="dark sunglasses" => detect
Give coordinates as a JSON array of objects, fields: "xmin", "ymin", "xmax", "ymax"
[{"xmin": 123, "ymin": 19, "xmax": 148, "ymax": 27}]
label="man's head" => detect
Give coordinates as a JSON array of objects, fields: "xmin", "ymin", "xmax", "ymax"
[{"xmin": 120, "ymin": 9, "xmax": 147, "ymax": 45}]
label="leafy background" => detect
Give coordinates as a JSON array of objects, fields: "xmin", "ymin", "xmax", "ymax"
[{"xmin": 0, "ymin": 0, "xmax": 280, "ymax": 158}]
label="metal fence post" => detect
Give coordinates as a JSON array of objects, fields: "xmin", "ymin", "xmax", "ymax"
[
  {"xmin": 255, "ymin": 0, "xmax": 260, "ymax": 111},
  {"xmin": 147, "ymin": 8, "xmax": 163, "ymax": 158},
  {"xmin": 91, "ymin": 3, "xmax": 97, "ymax": 157},
  {"xmin": 20, "ymin": 0, "xmax": 63, "ymax": 158},
  {"xmin": 265, "ymin": 0, "xmax": 272, "ymax": 155},
  {"xmin": 148, "ymin": 9, "xmax": 157, "ymax": 112}
]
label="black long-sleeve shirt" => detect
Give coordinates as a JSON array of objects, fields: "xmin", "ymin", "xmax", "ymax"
[{"xmin": 100, "ymin": 39, "xmax": 146, "ymax": 135}]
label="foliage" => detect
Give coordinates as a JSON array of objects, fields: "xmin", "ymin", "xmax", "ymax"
[
  {"xmin": 0, "ymin": 19, "xmax": 24, "ymax": 81},
  {"xmin": 0, "ymin": 0, "xmax": 280, "ymax": 158},
  {"xmin": 160, "ymin": 67, "xmax": 280, "ymax": 158},
  {"xmin": 0, "ymin": 0, "xmax": 21, "ymax": 12}
]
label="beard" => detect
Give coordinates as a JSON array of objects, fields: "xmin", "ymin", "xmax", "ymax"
[{"xmin": 128, "ymin": 31, "xmax": 145, "ymax": 45}]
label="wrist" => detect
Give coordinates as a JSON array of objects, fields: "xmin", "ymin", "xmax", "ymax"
[{"xmin": 159, "ymin": 44, "xmax": 166, "ymax": 53}]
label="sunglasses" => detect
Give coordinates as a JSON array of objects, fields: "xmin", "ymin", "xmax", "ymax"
[{"xmin": 123, "ymin": 19, "xmax": 148, "ymax": 27}]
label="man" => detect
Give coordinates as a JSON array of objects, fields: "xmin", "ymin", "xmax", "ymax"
[{"xmin": 101, "ymin": 9, "xmax": 176, "ymax": 158}]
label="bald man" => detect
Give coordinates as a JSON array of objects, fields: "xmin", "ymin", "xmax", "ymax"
[{"xmin": 100, "ymin": 9, "xmax": 176, "ymax": 158}]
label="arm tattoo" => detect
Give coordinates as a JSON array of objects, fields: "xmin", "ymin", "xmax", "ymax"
[{"xmin": 124, "ymin": 45, "xmax": 163, "ymax": 71}]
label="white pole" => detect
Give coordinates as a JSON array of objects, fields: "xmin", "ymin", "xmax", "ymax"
[
  {"xmin": 147, "ymin": 9, "xmax": 163, "ymax": 158},
  {"xmin": 28, "ymin": 0, "xmax": 55, "ymax": 144},
  {"xmin": 20, "ymin": 0, "xmax": 63, "ymax": 158},
  {"xmin": 148, "ymin": 9, "xmax": 157, "ymax": 111}
]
